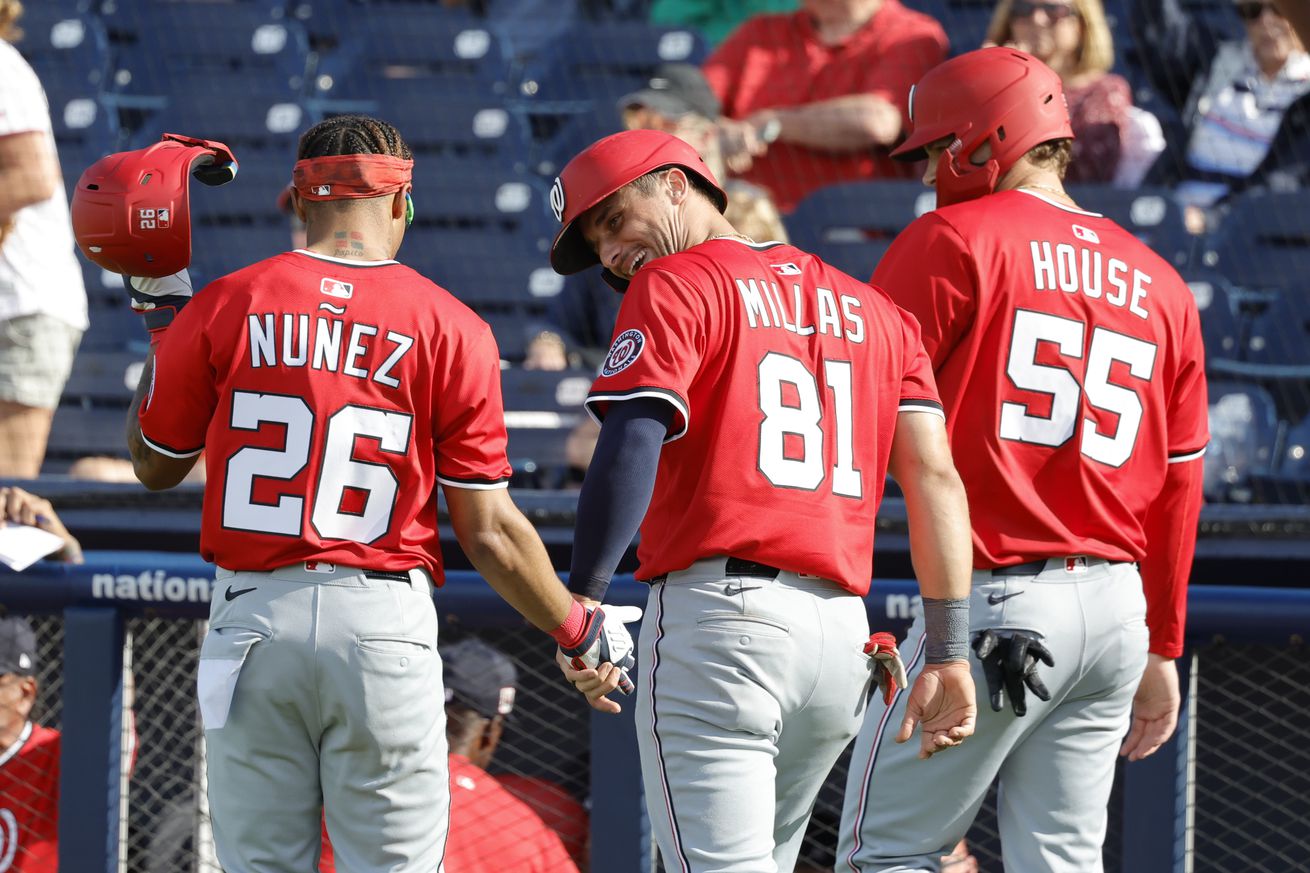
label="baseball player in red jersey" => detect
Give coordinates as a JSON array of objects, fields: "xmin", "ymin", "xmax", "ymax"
[
  {"xmin": 547, "ymin": 129, "xmax": 977, "ymax": 873},
  {"xmin": 838, "ymin": 48, "xmax": 1209, "ymax": 872},
  {"xmin": 70, "ymin": 117, "xmax": 637, "ymax": 873},
  {"xmin": 0, "ymin": 617, "xmax": 57, "ymax": 873}
]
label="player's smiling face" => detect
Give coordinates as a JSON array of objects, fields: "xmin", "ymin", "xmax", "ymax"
[{"xmin": 581, "ymin": 173, "xmax": 685, "ymax": 280}]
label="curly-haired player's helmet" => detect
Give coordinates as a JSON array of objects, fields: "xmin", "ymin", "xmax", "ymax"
[
  {"xmin": 70, "ymin": 134, "xmax": 238, "ymax": 278},
  {"xmin": 892, "ymin": 47, "xmax": 1074, "ymax": 206},
  {"xmin": 549, "ymin": 129, "xmax": 727, "ymax": 277}
]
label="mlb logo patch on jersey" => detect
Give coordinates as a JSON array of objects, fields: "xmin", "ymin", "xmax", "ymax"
[
  {"xmin": 320, "ymin": 277, "xmax": 354, "ymax": 299},
  {"xmin": 602, "ymin": 329, "xmax": 645, "ymax": 377},
  {"xmin": 304, "ymin": 561, "xmax": 336, "ymax": 573},
  {"xmin": 1072, "ymin": 225, "xmax": 1100, "ymax": 244},
  {"xmin": 771, "ymin": 262, "xmax": 802, "ymax": 276}
]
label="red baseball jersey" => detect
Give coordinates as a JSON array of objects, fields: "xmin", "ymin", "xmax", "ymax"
[
  {"xmin": 587, "ymin": 238, "xmax": 943, "ymax": 595},
  {"xmin": 0, "ymin": 723, "xmax": 60, "ymax": 873},
  {"xmin": 140, "ymin": 251, "xmax": 512, "ymax": 584}
]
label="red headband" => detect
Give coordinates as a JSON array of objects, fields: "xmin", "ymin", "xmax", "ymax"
[{"xmin": 292, "ymin": 154, "xmax": 413, "ymax": 200}]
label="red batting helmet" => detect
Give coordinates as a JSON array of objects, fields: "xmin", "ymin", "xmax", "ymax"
[
  {"xmin": 70, "ymin": 134, "xmax": 238, "ymax": 278},
  {"xmin": 892, "ymin": 47, "xmax": 1074, "ymax": 206},
  {"xmin": 549, "ymin": 129, "xmax": 727, "ymax": 275}
]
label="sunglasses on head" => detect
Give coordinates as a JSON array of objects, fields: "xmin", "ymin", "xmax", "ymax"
[
  {"xmin": 1011, "ymin": 0, "xmax": 1079, "ymax": 21},
  {"xmin": 1235, "ymin": 2, "xmax": 1279, "ymax": 22}
]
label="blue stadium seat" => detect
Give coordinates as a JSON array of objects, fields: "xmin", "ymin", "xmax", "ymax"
[
  {"xmin": 1276, "ymin": 414, "xmax": 1310, "ymax": 482},
  {"xmin": 1065, "ymin": 185, "xmax": 1198, "ymax": 269},
  {"xmin": 1203, "ymin": 190, "xmax": 1310, "ymax": 296},
  {"xmin": 366, "ymin": 95, "xmax": 527, "ymax": 163},
  {"xmin": 311, "ymin": 10, "xmax": 510, "ymax": 107},
  {"xmin": 518, "ymin": 21, "xmax": 707, "ymax": 106},
  {"xmin": 127, "ymin": 79, "xmax": 311, "ymax": 152},
  {"xmin": 1204, "ymin": 381, "xmax": 1280, "ymax": 502},
  {"xmin": 501, "ymin": 368, "xmax": 593, "ymax": 413},
  {"xmin": 937, "ymin": 0, "xmax": 995, "ymax": 54},
  {"xmin": 403, "ymin": 228, "xmax": 560, "ymax": 309},
  {"xmin": 532, "ymin": 104, "xmax": 623, "ymax": 178},
  {"xmin": 62, "ymin": 349, "xmax": 142, "ymax": 404},
  {"xmin": 786, "ymin": 180, "xmax": 937, "ymax": 280},
  {"xmin": 410, "ymin": 160, "xmax": 552, "ymax": 235},
  {"xmin": 1181, "ymin": 270, "xmax": 1242, "ymax": 362},
  {"xmin": 14, "ymin": 5, "xmax": 110, "ymax": 96},
  {"xmin": 1242, "ymin": 292, "xmax": 1310, "ymax": 368},
  {"xmin": 101, "ymin": 2, "xmax": 311, "ymax": 104},
  {"xmin": 188, "ymin": 225, "xmax": 293, "ymax": 288}
]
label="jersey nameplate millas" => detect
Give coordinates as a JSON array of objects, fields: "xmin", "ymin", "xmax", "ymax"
[{"xmin": 734, "ymin": 277, "xmax": 868, "ymax": 341}]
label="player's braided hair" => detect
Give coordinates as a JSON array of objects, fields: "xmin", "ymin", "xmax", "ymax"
[{"xmin": 296, "ymin": 114, "xmax": 413, "ymax": 162}]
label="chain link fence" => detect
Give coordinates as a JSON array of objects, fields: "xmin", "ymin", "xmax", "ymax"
[{"xmin": 12, "ymin": 608, "xmax": 1309, "ymax": 873}]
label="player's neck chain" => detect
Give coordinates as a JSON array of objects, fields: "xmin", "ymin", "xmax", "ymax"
[
  {"xmin": 708, "ymin": 232, "xmax": 756, "ymax": 245},
  {"xmin": 1018, "ymin": 183, "xmax": 1072, "ymax": 201}
]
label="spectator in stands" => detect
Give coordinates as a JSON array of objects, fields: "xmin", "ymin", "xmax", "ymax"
[
  {"xmin": 0, "ymin": 616, "xmax": 57, "ymax": 873},
  {"xmin": 523, "ymin": 328, "xmax": 571, "ymax": 371},
  {"xmin": 985, "ymin": 0, "xmax": 1156, "ymax": 185},
  {"xmin": 651, "ymin": 0, "xmax": 798, "ymax": 47},
  {"xmin": 0, "ymin": 0, "xmax": 89, "ymax": 478},
  {"xmin": 1131, "ymin": 0, "xmax": 1310, "ymax": 227},
  {"xmin": 320, "ymin": 637, "xmax": 581, "ymax": 872},
  {"xmin": 497, "ymin": 772, "xmax": 590, "ymax": 870},
  {"xmin": 0, "ymin": 484, "xmax": 83, "ymax": 563},
  {"xmin": 549, "ymin": 64, "xmax": 790, "ymax": 365},
  {"xmin": 702, "ymin": 0, "xmax": 948, "ymax": 211}
]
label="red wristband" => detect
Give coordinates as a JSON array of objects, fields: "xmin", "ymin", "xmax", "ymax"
[{"xmin": 549, "ymin": 600, "xmax": 589, "ymax": 648}]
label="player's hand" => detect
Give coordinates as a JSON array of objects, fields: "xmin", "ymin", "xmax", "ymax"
[
  {"xmin": 1120, "ymin": 653, "xmax": 1180, "ymax": 761},
  {"xmin": 127, "ymin": 268, "xmax": 194, "ymax": 334},
  {"xmin": 0, "ymin": 486, "xmax": 84, "ymax": 564},
  {"xmin": 972, "ymin": 629, "xmax": 1054, "ymax": 717},
  {"xmin": 864, "ymin": 631, "xmax": 908, "ymax": 706},
  {"xmin": 557, "ymin": 651, "xmax": 629, "ymax": 714},
  {"xmin": 897, "ymin": 660, "xmax": 976, "ymax": 759},
  {"xmin": 558, "ymin": 604, "xmax": 642, "ymax": 701}
]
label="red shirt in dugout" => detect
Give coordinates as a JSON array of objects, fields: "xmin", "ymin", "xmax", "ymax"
[
  {"xmin": 0, "ymin": 723, "xmax": 60, "ymax": 873},
  {"xmin": 139, "ymin": 251, "xmax": 512, "ymax": 583},
  {"xmin": 703, "ymin": 0, "xmax": 947, "ymax": 211},
  {"xmin": 587, "ymin": 238, "xmax": 943, "ymax": 595},
  {"xmin": 873, "ymin": 190, "xmax": 1209, "ymax": 571}
]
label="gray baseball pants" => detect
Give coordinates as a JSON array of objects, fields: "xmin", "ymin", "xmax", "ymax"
[
  {"xmin": 635, "ymin": 557, "xmax": 873, "ymax": 873},
  {"xmin": 200, "ymin": 563, "xmax": 448, "ymax": 872},
  {"xmin": 837, "ymin": 558, "xmax": 1149, "ymax": 873}
]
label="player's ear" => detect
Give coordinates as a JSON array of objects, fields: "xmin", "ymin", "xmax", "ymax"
[
  {"xmin": 391, "ymin": 186, "xmax": 410, "ymax": 223},
  {"xmin": 665, "ymin": 168, "xmax": 690, "ymax": 205}
]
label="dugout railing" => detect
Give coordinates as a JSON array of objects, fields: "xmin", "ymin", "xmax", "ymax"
[{"xmin": 2, "ymin": 554, "xmax": 1308, "ymax": 873}]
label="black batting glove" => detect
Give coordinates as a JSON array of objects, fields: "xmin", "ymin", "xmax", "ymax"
[{"xmin": 972, "ymin": 630, "xmax": 1055, "ymax": 717}]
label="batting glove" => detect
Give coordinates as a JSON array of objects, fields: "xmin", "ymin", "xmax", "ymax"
[
  {"xmin": 972, "ymin": 629, "xmax": 1055, "ymax": 717},
  {"xmin": 128, "ymin": 269, "xmax": 195, "ymax": 336},
  {"xmin": 560, "ymin": 605, "xmax": 642, "ymax": 694},
  {"xmin": 864, "ymin": 631, "xmax": 908, "ymax": 706}
]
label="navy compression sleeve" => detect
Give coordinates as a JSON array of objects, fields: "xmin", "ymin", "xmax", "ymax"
[{"xmin": 568, "ymin": 396, "xmax": 675, "ymax": 601}]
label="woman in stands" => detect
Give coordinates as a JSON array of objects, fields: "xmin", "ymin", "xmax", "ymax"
[{"xmin": 985, "ymin": 0, "xmax": 1149, "ymax": 185}]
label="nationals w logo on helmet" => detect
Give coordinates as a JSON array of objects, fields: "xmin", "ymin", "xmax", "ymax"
[
  {"xmin": 602, "ymin": 329, "xmax": 645, "ymax": 377},
  {"xmin": 549, "ymin": 177, "xmax": 566, "ymax": 223}
]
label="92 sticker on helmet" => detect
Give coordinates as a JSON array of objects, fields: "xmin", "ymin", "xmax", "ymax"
[{"xmin": 602, "ymin": 329, "xmax": 645, "ymax": 377}]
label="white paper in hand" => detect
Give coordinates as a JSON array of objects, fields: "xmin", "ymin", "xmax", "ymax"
[{"xmin": 0, "ymin": 522, "xmax": 67, "ymax": 571}]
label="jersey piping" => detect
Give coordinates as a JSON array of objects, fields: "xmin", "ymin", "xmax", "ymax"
[
  {"xmin": 436, "ymin": 474, "xmax": 510, "ymax": 490},
  {"xmin": 585, "ymin": 388, "xmax": 691, "ymax": 443},
  {"xmin": 1014, "ymin": 188, "xmax": 1104, "ymax": 217},
  {"xmin": 140, "ymin": 429, "xmax": 204, "ymax": 458},
  {"xmin": 1167, "ymin": 446, "xmax": 1208, "ymax": 463}
]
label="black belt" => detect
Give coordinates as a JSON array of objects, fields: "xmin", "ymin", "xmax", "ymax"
[
  {"xmin": 650, "ymin": 558, "xmax": 781, "ymax": 586},
  {"xmin": 991, "ymin": 559, "xmax": 1048, "ymax": 577},
  {"xmin": 365, "ymin": 570, "xmax": 413, "ymax": 583}
]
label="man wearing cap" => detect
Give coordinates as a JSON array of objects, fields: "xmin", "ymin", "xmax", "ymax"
[
  {"xmin": 0, "ymin": 616, "xmax": 58, "ymax": 873},
  {"xmin": 548, "ymin": 128, "xmax": 977, "ymax": 872},
  {"xmin": 549, "ymin": 64, "xmax": 789, "ymax": 368},
  {"xmin": 703, "ymin": 0, "xmax": 949, "ymax": 211},
  {"xmin": 319, "ymin": 638, "xmax": 581, "ymax": 873}
]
